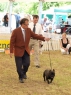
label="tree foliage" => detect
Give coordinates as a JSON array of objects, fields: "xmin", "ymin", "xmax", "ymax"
[
  {"xmin": 0, "ymin": 2, "xmax": 8, "ymax": 12},
  {"xmin": 42, "ymin": 2, "xmax": 64, "ymax": 10},
  {"xmin": 0, "ymin": 2, "xmax": 71, "ymax": 14}
]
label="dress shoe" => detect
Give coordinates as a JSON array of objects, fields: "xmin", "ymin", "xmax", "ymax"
[
  {"xmin": 19, "ymin": 79, "xmax": 24, "ymax": 83},
  {"xmin": 23, "ymin": 74, "xmax": 27, "ymax": 79},
  {"xmin": 36, "ymin": 65, "xmax": 40, "ymax": 68}
]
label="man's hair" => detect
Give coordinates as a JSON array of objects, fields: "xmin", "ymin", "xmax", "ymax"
[
  {"xmin": 20, "ymin": 18, "xmax": 29, "ymax": 25},
  {"xmin": 32, "ymin": 15, "xmax": 39, "ymax": 19}
]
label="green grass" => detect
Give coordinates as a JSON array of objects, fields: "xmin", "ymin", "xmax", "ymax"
[{"xmin": 0, "ymin": 50, "xmax": 71, "ymax": 95}]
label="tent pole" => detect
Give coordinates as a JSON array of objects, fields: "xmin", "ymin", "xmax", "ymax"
[
  {"xmin": 8, "ymin": 0, "xmax": 13, "ymax": 33},
  {"xmin": 38, "ymin": 0, "xmax": 43, "ymax": 24}
]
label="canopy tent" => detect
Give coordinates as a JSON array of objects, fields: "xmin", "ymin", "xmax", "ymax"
[
  {"xmin": 54, "ymin": 9, "xmax": 71, "ymax": 13},
  {"xmin": 42, "ymin": 5, "xmax": 71, "ymax": 25},
  {"xmin": 54, "ymin": 6, "xmax": 71, "ymax": 13},
  {"xmin": 1, "ymin": 0, "xmax": 71, "ymax": 2},
  {"xmin": 42, "ymin": 8, "xmax": 54, "ymax": 20},
  {"xmin": 0, "ymin": 0, "xmax": 44, "ymax": 32},
  {"xmin": 54, "ymin": 6, "xmax": 71, "ymax": 24},
  {"xmin": 0, "ymin": 0, "xmax": 71, "ymax": 32}
]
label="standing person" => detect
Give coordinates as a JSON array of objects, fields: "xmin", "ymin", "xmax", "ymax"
[
  {"xmin": 41, "ymin": 17, "xmax": 47, "ymax": 32},
  {"xmin": 41, "ymin": 17, "xmax": 50, "ymax": 32},
  {"xmin": 62, "ymin": 19, "xmax": 64, "ymax": 24},
  {"xmin": 29, "ymin": 15, "xmax": 43, "ymax": 68},
  {"xmin": 3, "ymin": 13, "xmax": 8, "ymax": 27},
  {"xmin": 15, "ymin": 13, "xmax": 21, "ymax": 28},
  {"xmin": 10, "ymin": 18, "xmax": 50, "ymax": 83},
  {"xmin": 60, "ymin": 32, "xmax": 71, "ymax": 54}
]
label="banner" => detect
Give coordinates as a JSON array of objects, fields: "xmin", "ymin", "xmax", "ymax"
[{"xmin": 0, "ymin": 40, "xmax": 10, "ymax": 49}]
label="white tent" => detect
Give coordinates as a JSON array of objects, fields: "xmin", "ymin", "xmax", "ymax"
[
  {"xmin": 1, "ymin": 0, "xmax": 71, "ymax": 2},
  {"xmin": 0, "ymin": 0, "xmax": 71, "ymax": 32}
]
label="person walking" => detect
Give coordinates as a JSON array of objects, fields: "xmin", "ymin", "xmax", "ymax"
[
  {"xmin": 29, "ymin": 15, "xmax": 43, "ymax": 68},
  {"xmin": 10, "ymin": 18, "xmax": 50, "ymax": 83}
]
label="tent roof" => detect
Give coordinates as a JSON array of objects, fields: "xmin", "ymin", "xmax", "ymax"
[
  {"xmin": 54, "ymin": 9, "xmax": 71, "ymax": 13},
  {"xmin": 42, "ymin": 5, "xmax": 71, "ymax": 14},
  {"xmin": 0, "ymin": 0, "xmax": 71, "ymax": 2},
  {"xmin": 54, "ymin": 6, "xmax": 71, "ymax": 13}
]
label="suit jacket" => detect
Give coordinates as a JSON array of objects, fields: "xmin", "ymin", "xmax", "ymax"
[{"xmin": 10, "ymin": 27, "xmax": 45, "ymax": 57}]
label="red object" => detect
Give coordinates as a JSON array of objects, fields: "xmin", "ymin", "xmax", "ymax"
[{"xmin": 63, "ymin": 27, "xmax": 67, "ymax": 32}]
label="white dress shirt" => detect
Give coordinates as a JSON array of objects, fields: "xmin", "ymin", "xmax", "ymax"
[
  {"xmin": 29, "ymin": 22, "xmax": 43, "ymax": 35},
  {"xmin": 41, "ymin": 19, "xmax": 50, "ymax": 32},
  {"xmin": 21, "ymin": 27, "xmax": 25, "ymax": 41}
]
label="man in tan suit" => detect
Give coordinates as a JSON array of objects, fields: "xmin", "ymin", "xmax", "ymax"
[
  {"xmin": 29, "ymin": 15, "xmax": 43, "ymax": 68},
  {"xmin": 10, "ymin": 18, "xmax": 50, "ymax": 83}
]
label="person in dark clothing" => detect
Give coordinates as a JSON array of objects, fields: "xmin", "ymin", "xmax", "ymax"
[
  {"xmin": 10, "ymin": 18, "xmax": 50, "ymax": 83},
  {"xmin": 62, "ymin": 19, "xmax": 64, "ymax": 24},
  {"xmin": 4, "ymin": 13, "xmax": 8, "ymax": 27},
  {"xmin": 60, "ymin": 32, "xmax": 71, "ymax": 54}
]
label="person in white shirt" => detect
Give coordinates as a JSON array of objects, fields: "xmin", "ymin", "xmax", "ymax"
[
  {"xmin": 41, "ymin": 17, "xmax": 50, "ymax": 32},
  {"xmin": 29, "ymin": 15, "xmax": 43, "ymax": 68}
]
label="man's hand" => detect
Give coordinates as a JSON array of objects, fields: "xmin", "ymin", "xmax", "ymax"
[
  {"xmin": 44, "ymin": 38, "xmax": 51, "ymax": 41},
  {"xmin": 10, "ymin": 53, "xmax": 13, "ymax": 58}
]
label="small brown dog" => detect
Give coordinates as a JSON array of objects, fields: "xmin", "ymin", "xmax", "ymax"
[{"xmin": 43, "ymin": 69, "xmax": 55, "ymax": 84}]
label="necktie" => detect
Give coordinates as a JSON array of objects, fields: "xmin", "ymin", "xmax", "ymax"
[{"xmin": 33, "ymin": 24, "xmax": 36, "ymax": 33}]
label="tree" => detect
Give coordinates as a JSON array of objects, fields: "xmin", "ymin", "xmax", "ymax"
[
  {"xmin": 0, "ymin": 2, "xmax": 71, "ymax": 14},
  {"xmin": 0, "ymin": 3, "xmax": 8, "ymax": 12},
  {"xmin": 25, "ymin": 2, "xmax": 39, "ymax": 15},
  {"xmin": 42, "ymin": 2, "xmax": 68, "ymax": 10}
]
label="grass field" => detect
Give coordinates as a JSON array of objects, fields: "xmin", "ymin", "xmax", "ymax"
[{"xmin": 0, "ymin": 50, "xmax": 71, "ymax": 95}]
